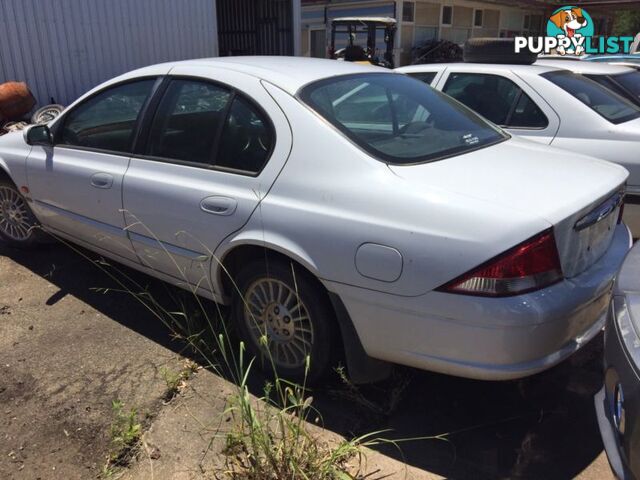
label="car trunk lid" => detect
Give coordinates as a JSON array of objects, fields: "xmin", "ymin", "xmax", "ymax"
[{"xmin": 388, "ymin": 137, "xmax": 628, "ymax": 278}]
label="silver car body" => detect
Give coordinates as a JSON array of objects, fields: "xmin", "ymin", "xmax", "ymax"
[
  {"xmin": 396, "ymin": 62, "xmax": 640, "ymax": 232},
  {"xmin": 0, "ymin": 57, "xmax": 632, "ymax": 380}
]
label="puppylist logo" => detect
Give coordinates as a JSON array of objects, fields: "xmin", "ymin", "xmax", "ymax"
[{"xmin": 515, "ymin": 6, "xmax": 637, "ymax": 56}]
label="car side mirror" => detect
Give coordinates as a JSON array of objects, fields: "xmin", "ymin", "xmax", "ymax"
[{"xmin": 25, "ymin": 124, "xmax": 53, "ymax": 147}]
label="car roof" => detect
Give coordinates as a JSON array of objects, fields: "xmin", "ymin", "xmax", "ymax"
[
  {"xmin": 538, "ymin": 54, "xmax": 589, "ymax": 61},
  {"xmin": 535, "ymin": 59, "xmax": 635, "ymax": 75},
  {"xmin": 332, "ymin": 16, "xmax": 397, "ymax": 25},
  {"xmin": 129, "ymin": 56, "xmax": 389, "ymax": 95},
  {"xmin": 586, "ymin": 54, "xmax": 640, "ymax": 61},
  {"xmin": 395, "ymin": 62, "xmax": 561, "ymax": 75}
]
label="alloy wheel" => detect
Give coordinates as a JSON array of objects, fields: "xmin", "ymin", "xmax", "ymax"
[
  {"xmin": 0, "ymin": 186, "xmax": 34, "ymax": 242},
  {"xmin": 243, "ymin": 277, "xmax": 315, "ymax": 369}
]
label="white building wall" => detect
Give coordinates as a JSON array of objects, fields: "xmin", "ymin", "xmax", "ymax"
[{"xmin": 0, "ymin": 0, "xmax": 219, "ymax": 106}]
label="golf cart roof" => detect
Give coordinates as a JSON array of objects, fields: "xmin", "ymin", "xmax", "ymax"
[{"xmin": 331, "ymin": 17, "xmax": 397, "ymax": 26}]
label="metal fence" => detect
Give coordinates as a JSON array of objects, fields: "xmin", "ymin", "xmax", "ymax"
[
  {"xmin": 217, "ymin": 0, "xmax": 294, "ymax": 56},
  {"xmin": 0, "ymin": 0, "xmax": 219, "ymax": 107}
]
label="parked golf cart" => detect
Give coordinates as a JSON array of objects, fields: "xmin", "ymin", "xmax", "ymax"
[{"xmin": 330, "ymin": 17, "xmax": 396, "ymax": 68}]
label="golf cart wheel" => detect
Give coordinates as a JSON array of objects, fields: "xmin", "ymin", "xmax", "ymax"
[{"xmin": 233, "ymin": 258, "xmax": 336, "ymax": 383}]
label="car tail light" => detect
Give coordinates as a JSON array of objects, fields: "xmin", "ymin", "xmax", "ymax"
[{"xmin": 438, "ymin": 229, "xmax": 563, "ymax": 297}]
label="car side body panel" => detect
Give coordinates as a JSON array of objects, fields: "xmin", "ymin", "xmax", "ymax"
[
  {"xmin": 121, "ymin": 66, "xmax": 293, "ymax": 292},
  {"xmin": 0, "ymin": 131, "xmax": 31, "ymax": 191}
]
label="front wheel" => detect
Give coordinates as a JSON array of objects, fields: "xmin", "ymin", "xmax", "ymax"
[
  {"xmin": 0, "ymin": 179, "xmax": 44, "ymax": 248},
  {"xmin": 233, "ymin": 259, "xmax": 337, "ymax": 383}
]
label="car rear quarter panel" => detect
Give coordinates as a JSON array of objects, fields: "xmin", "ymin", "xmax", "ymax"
[{"xmin": 214, "ymin": 81, "xmax": 551, "ymax": 298}]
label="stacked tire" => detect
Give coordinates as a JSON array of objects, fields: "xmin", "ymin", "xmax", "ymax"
[{"xmin": 463, "ymin": 38, "xmax": 537, "ymax": 65}]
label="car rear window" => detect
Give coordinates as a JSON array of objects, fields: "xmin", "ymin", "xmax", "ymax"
[
  {"xmin": 542, "ymin": 71, "xmax": 640, "ymax": 124},
  {"xmin": 299, "ymin": 73, "xmax": 507, "ymax": 165},
  {"xmin": 614, "ymin": 71, "xmax": 640, "ymax": 98}
]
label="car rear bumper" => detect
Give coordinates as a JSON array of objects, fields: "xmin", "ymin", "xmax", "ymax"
[{"xmin": 326, "ymin": 223, "xmax": 632, "ymax": 380}]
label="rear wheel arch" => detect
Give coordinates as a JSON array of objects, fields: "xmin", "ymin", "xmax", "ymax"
[
  {"xmin": 217, "ymin": 243, "xmax": 323, "ymax": 302},
  {"xmin": 217, "ymin": 242, "xmax": 392, "ymax": 384}
]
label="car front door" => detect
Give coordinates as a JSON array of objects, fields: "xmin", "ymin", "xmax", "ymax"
[
  {"xmin": 26, "ymin": 77, "xmax": 162, "ymax": 262},
  {"xmin": 122, "ymin": 66, "xmax": 292, "ymax": 295},
  {"xmin": 435, "ymin": 71, "xmax": 560, "ymax": 144}
]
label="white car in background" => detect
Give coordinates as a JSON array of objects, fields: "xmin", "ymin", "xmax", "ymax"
[
  {"xmin": 536, "ymin": 59, "xmax": 640, "ymax": 107},
  {"xmin": 0, "ymin": 57, "xmax": 632, "ymax": 383},
  {"xmin": 397, "ymin": 61, "xmax": 640, "ymax": 233}
]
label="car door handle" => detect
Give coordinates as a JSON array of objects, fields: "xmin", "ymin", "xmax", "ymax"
[
  {"xmin": 200, "ymin": 196, "xmax": 237, "ymax": 216},
  {"xmin": 90, "ymin": 172, "xmax": 114, "ymax": 189}
]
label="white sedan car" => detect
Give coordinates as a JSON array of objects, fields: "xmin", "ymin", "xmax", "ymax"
[
  {"xmin": 535, "ymin": 59, "xmax": 640, "ymax": 107},
  {"xmin": 396, "ymin": 62, "xmax": 640, "ymax": 233},
  {"xmin": 0, "ymin": 57, "xmax": 631, "ymax": 383}
]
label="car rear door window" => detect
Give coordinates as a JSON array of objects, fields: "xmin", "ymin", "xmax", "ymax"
[
  {"xmin": 542, "ymin": 71, "xmax": 640, "ymax": 124},
  {"xmin": 146, "ymin": 80, "xmax": 232, "ymax": 165},
  {"xmin": 443, "ymin": 73, "xmax": 548, "ymax": 128},
  {"xmin": 59, "ymin": 79, "xmax": 156, "ymax": 154},
  {"xmin": 215, "ymin": 96, "xmax": 274, "ymax": 174},
  {"xmin": 408, "ymin": 72, "xmax": 437, "ymax": 85}
]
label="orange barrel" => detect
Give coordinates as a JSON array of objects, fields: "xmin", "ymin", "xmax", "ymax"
[{"xmin": 0, "ymin": 82, "xmax": 36, "ymax": 121}]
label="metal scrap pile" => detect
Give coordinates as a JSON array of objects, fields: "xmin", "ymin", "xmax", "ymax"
[
  {"xmin": 411, "ymin": 39, "xmax": 463, "ymax": 65},
  {"xmin": 0, "ymin": 81, "xmax": 64, "ymax": 136}
]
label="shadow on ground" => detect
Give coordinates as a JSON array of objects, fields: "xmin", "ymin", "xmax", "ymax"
[{"xmin": 1, "ymin": 241, "xmax": 607, "ymax": 480}]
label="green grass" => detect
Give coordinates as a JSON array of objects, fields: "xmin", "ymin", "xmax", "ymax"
[
  {"xmin": 102, "ymin": 400, "xmax": 142, "ymax": 477},
  {"xmin": 160, "ymin": 359, "xmax": 199, "ymax": 402}
]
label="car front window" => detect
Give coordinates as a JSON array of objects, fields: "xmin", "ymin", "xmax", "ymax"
[
  {"xmin": 542, "ymin": 71, "xmax": 640, "ymax": 124},
  {"xmin": 299, "ymin": 73, "xmax": 507, "ymax": 165},
  {"xmin": 59, "ymin": 79, "xmax": 157, "ymax": 153}
]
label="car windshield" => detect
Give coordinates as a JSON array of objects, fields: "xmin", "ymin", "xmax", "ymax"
[
  {"xmin": 299, "ymin": 73, "xmax": 507, "ymax": 165},
  {"xmin": 542, "ymin": 71, "xmax": 640, "ymax": 124}
]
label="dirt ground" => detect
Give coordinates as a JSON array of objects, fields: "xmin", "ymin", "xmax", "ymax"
[{"xmin": 0, "ymin": 240, "xmax": 616, "ymax": 479}]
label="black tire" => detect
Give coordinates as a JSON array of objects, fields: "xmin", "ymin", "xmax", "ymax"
[
  {"xmin": 30, "ymin": 104, "xmax": 64, "ymax": 125},
  {"xmin": 0, "ymin": 178, "xmax": 45, "ymax": 249},
  {"xmin": 232, "ymin": 258, "xmax": 337, "ymax": 383},
  {"xmin": 463, "ymin": 38, "xmax": 537, "ymax": 65}
]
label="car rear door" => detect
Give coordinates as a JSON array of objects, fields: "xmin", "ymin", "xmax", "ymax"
[
  {"xmin": 26, "ymin": 76, "xmax": 162, "ymax": 262},
  {"xmin": 122, "ymin": 66, "xmax": 292, "ymax": 294},
  {"xmin": 435, "ymin": 70, "xmax": 560, "ymax": 144}
]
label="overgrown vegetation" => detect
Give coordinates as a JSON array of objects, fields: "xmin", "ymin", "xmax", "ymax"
[
  {"xmin": 160, "ymin": 359, "xmax": 199, "ymax": 402},
  {"xmin": 612, "ymin": 10, "xmax": 640, "ymax": 37},
  {"xmin": 102, "ymin": 400, "xmax": 142, "ymax": 477},
  {"xmin": 222, "ymin": 351, "xmax": 379, "ymax": 480},
  {"xmin": 48, "ymin": 223, "xmax": 408, "ymax": 479}
]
